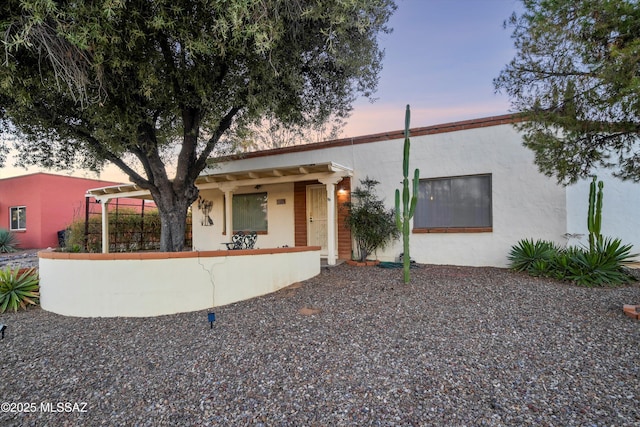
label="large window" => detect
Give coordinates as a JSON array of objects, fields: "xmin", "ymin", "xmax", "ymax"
[
  {"xmin": 10, "ymin": 206, "xmax": 27, "ymax": 231},
  {"xmin": 414, "ymin": 174, "xmax": 492, "ymax": 231},
  {"xmin": 233, "ymin": 193, "xmax": 268, "ymax": 232}
]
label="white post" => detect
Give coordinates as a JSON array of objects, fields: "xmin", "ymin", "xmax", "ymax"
[
  {"xmin": 101, "ymin": 199, "xmax": 110, "ymax": 254},
  {"xmin": 219, "ymin": 184, "xmax": 237, "ymax": 240},
  {"xmin": 225, "ymin": 190, "xmax": 233, "ymax": 238},
  {"xmin": 319, "ymin": 176, "xmax": 343, "ymax": 265}
]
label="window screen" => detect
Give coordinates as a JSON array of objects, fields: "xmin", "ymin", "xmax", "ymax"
[
  {"xmin": 233, "ymin": 193, "xmax": 268, "ymax": 232},
  {"xmin": 414, "ymin": 175, "xmax": 491, "ymax": 228}
]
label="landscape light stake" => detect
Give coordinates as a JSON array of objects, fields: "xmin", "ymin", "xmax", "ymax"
[{"xmin": 0, "ymin": 323, "xmax": 6, "ymax": 339}]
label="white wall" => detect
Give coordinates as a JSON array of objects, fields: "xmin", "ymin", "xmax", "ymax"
[
  {"xmin": 192, "ymin": 189, "xmax": 225, "ymax": 251},
  {"xmin": 566, "ymin": 171, "xmax": 640, "ymax": 253},
  {"xmin": 202, "ymin": 123, "xmax": 569, "ymax": 267},
  {"xmin": 348, "ymin": 125, "xmax": 567, "ymax": 267},
  {"xmin": 192, "ymin": 183, "xmax": 295, "ymax": 251}
]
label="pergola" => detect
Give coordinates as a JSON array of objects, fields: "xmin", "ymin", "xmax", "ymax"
[{"xmin": 86, "ymin": 161, "xmax": 353, "ymax": 265}]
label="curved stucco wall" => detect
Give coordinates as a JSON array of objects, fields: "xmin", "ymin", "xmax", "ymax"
[{"xmin": 39, "ymin": 247, "xmax": 320, "ymax": 318}]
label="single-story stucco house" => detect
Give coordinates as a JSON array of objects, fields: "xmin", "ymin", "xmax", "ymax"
[
  {"xmin": 86, "ymin": 113, "xmax": 640, "ymax": 268},
  {"xmin": 41, "ymin": 113, "xmax": 640, "ymax": 317}
]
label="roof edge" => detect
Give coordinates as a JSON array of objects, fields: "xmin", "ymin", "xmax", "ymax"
[
  {"xmin": 0, "ymin": 171, "xmax": 125, "ymax": 185},
  {"xmin": 217, "ymin": 113, "xmax": 525, "ymax": 162}
]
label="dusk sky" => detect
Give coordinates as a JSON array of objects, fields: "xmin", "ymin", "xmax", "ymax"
[
  {"xmin": 0, "ymin": 0, "xmax": 523, "ymax": 181},
  {"xmin": 343, "ymin": 0, "xmax": 522, "ymax": 136}
]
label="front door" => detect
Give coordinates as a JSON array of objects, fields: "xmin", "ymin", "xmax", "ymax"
[{"xmin": 307, "ymin": 185, "xmax": 328, "ymax": 254}]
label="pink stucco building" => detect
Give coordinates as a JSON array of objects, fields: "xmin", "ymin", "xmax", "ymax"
[{"xmin": 0, "ymin": 173, "xmax": 123, "ymax": 249}]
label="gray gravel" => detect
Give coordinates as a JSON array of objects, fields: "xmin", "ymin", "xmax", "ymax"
[
  {"xmin": 1, "ymin": 262, "xmax": 639, "ymax": 426},
  {"xmin": 0, "ymin": 249, "xmax": 41, "ymax": 270}
]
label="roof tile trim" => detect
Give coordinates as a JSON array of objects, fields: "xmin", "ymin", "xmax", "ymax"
[{"xmin": 221, "ymin": 113, "xmax": 525, "ymax": 161}]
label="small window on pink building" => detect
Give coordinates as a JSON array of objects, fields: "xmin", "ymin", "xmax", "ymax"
[{"xmin": 10, "ymin": 206, "xmax": 26, "ymax": 231}]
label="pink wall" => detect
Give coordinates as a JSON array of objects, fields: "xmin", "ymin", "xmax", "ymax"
[{"xmin": 0, "ymin": 173, "xmax": 122, "ymax": 249}]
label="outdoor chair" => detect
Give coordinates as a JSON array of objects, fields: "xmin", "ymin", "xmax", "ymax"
[{"xmin": 223, "ymin": 231, "xmax": 257, "ymax": 250}]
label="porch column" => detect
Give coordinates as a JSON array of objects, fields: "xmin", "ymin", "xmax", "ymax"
[
  {"xmin": 319, "ymin": 176, "xmax": 344, "ymax": 265},
  {"xmin": 101, "ymin": 199, "xmax": 110, "ymax": 254},
  {"xmin": 219, "ymin": 184, "xmax": 237, "ymax": 239}
]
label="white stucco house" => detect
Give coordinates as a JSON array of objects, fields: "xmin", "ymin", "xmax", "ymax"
[
  {"xmin": 87, "ymin": 113, "xmax": 640, "ymax": 268},
  {"xmin": 45, "ymin": 112, "xmax": 640, "ymax": 317}
]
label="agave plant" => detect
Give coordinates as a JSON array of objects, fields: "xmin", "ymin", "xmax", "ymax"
[
  {"xmin": 0, "ymin": 228, "xmax": 19, "ymax": 253},
  {"xmin": 0, "ymin": 267, "xmax": 39, "ymax": 312},
  {"xmin": 566, "ymin": 237, "xmax": 637, "ymax": 287},
  {"xmin": 508, "ymin": 238, "xmax": 561, "ymax": 274}
]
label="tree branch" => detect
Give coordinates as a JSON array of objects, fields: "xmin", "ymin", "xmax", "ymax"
[{"xmin": 192, "ymin": 106, "xmax": 242, "ymax": 178}]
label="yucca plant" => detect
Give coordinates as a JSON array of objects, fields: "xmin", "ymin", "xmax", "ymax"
[
  {"xmin": 0, "ymin": 228, "xmax": 19, "ymax": 253},
  {"xmin": 0, "ymin": 267, "xmax": 39, "ymax": 312},
  {"xmin": 508, "ymin": 238, "xmax": 560, "ymax": 274},
  {"xmin": 566, "ymin": 237, "xmax": 637, "ymax": 287}
]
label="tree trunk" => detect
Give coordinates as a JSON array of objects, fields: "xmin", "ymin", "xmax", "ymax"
[
  {"xmin": 151, "ymin": 182, "xmax": 199, "ymax": 252},
  {"xmin": 137, "ymin": 107, "xmax": 201, "ymax": 253},
  {"xmin": 157, "ymin": 203, "xmax": 189, "ymax": 252}
]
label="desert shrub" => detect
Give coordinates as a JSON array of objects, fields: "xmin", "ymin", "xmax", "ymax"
[
  {"xmin": 0, "ymin": 228, "xmax": 19, "ymax": 253},
  {"xmin": 63, "ymin": 208, "xmax": 189, "ymax": 252},
  {"xmin": 344, "ymin": 178, "xmax": 400, "ymax": 262},
  {"xmin": 65, "ymin": 208, "xmax": 162, "ymax": 252},
  {"xmin": 0, "ymin": 267, "xmax": 39, "ymax": 312},
  {"xmin": 508, "ymin": 238, "xmax": 560, "ymax": 275},
  {"xmin": 564, "ymin": 238, "xmax": 637, "ymax": 287},
  {"xmin": 509, "ymin": 237, "xmax": 637, "ymax": 287}
]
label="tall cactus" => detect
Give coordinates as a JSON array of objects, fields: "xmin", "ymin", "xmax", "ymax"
[
  {"xmin": 587, "ymin": 176, "xmax": 604, "ymax": 251},
  {"xmin": 395, "ymin": 105, "xmax": 420, "ymax": 284}
]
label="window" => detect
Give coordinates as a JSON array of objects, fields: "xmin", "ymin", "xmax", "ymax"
[
  {"xmin": 414, "ymin": 174, "xmax": 492, "ymax": 231},
  {"xmin": 232, "ymin": 193, "xmax": 268, "ymax": 232},
  {"xmin": 10, "ymin": 206, "xmax": 27, "ymax": 231}
]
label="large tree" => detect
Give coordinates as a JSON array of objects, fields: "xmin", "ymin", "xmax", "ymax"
[
  {"xmin": 494, "ymin": 0, "xmax": 640, "ymax": 184},
  {"xmin": 0, "ymin": 0, "xmax": 395, "ymax": 251}
]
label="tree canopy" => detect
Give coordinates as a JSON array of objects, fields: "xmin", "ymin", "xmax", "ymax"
[
  {"xmin": 0, "ymin": 0, "xmax": 395, "ymax": 251},
  {"xmin": 494, "ymin": 0, "xmax": 640, "ymax": 184}
]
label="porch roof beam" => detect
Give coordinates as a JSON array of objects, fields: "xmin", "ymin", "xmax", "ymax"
[
  {"xmin": 85, "ymin": 162, "xmax": 353, "ymax": 200},
  {"xmin": 90, "ymin": 189, "xmax": 154, "ymax": 203},
  {"xmin": 196, "ymin": 170, "xmax": 350, "ymax": 191}
]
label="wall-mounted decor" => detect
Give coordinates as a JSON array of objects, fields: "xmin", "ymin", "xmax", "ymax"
[{"xmin": 197, "ymin": 196, "xmax": 214, "ymax": 226}]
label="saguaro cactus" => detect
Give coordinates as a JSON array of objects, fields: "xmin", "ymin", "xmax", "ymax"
[
  {"xmin": 395, "ymin": 105, "xmax": 420, "ymax": 284},
  {"xmin": 587, "ymin": 176, "xmax": 604, "ymax": 251}
]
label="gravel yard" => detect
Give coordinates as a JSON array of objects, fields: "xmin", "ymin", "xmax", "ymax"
[
  {"xmin": 1, "ymin": 260, "xmax": 639, "ymax": 426},
  {"xmin": 0, "ymin": 249, "xmax": 41, "ymax": 270}
]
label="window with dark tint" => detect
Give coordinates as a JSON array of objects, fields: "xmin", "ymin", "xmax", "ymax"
[{"xmin": 414, "ymin": 174, "xmax": 492, "ymax": 229}]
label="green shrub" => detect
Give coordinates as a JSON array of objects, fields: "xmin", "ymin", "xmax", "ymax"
[
  {"xmin": 508, "ymin": 238, "xmax": 560, "ymax": 273},
  {"xmin": 509, "ymin": 237, "xmax": 637, "ymax": 287},
  {"xmin": 565, "ymin": 237, "xmax": 637, "ymax": 287},
  {"xmin": 0, "ymin": 267, "xmax": 39, "ymax": 312},
  {"xmin": 0, "ymin": 228, "xmax": 19, "ymax": 253},
  {"xmin": 65, "ymin": 208, "xmax": 163, "ymax": 252},
  {"xmin": 344, "ymin": 178, "xmax": 400, "ymax": 262}
]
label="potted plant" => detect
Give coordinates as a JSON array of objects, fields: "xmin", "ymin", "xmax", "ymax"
[{"xmin": 344, "ymin": 178, "xmax": 399, "ymax": 265}]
